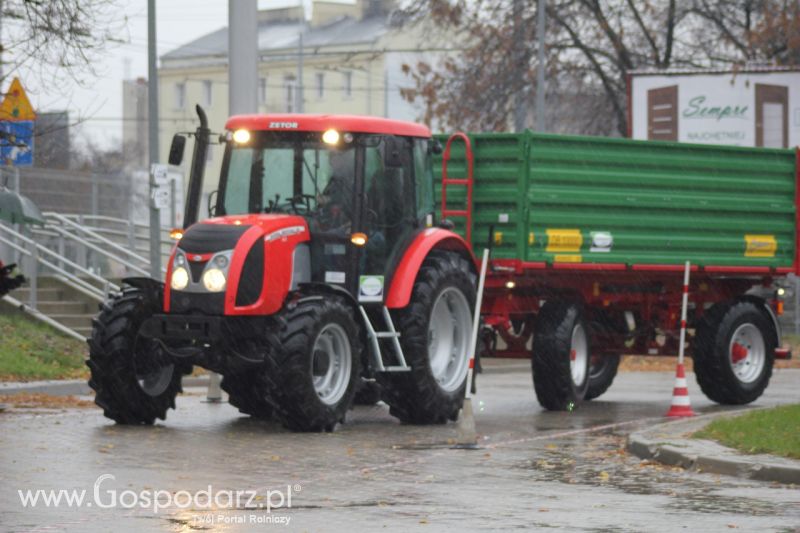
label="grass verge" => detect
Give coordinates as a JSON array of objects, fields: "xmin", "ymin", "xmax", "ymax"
[
  {"xmin": 0, "ymin": 311, "xmax": 88, "ymax": 381},
  {"xmin": 694, "ymin": 404, "xmax": 800, "ymax": 460}
]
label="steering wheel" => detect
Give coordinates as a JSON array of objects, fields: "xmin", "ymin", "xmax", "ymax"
[{"xmin": 287, "ymin": 194, "xmax": 316, "ymax": 215}]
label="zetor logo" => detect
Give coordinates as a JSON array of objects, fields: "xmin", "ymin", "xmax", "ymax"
[{"xmin": 269, "ymin": 121, "xmax": 299, "ymax": 129}]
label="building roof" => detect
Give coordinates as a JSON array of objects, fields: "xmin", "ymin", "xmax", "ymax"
[
  {"xmin": 161, "ymin": 16, "xmax": 390, "ymax": 62},
  {"xmin": 225, "ymin": 114, "xmax": 431, "ymax": 138},
  {"xmin": 629, "ymin": 66, "xmax": 800, "ymax": 77}
]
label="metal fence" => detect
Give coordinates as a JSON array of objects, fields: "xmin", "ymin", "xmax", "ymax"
[{"xmin": 0, "ymin": 166, "xmax": 135, "ymax": 219}]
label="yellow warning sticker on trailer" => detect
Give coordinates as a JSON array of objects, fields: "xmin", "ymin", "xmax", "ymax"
[
  {"xmin": 546, "ymin": 229, "xmax": 583, "ymax": 253},
  {"xmin": 494, "ymin": 232, "xmax": 503, "ymax": 245},
  {"xmin": 528, "ymin": 232, "xmax": 535, "ymax": 246},
  {"xmin": 554, "ymin": 254, "xmax": 582, "ymax": 263},
  {"xmin": 744, "ymin": 234, "xmax": 777, "ymax": 258}
]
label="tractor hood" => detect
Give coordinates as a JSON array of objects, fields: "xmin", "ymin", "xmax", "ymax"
[{"xmin": 165, "ymin": 214, "xmax": 310, "ymax": 316}]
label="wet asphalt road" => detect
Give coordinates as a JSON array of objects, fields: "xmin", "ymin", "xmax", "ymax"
[{"xmin": 1, "ymin": 364, "xmax": 798, "ymax": 533}]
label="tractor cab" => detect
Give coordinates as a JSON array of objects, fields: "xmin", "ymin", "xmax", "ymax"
[{"xmin": 213, "ymin": 115, "xmax": 437, "ymax": 299}]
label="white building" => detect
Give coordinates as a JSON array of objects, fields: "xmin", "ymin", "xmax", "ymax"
[{"xmin": 156, "ymin": 0, "xmax": 445, "ymax": 199}]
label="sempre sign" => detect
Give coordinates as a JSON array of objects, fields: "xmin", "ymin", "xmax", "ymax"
[{"xmin": 629, "ymin": 69, "xmax": 800, "ymax": 148}]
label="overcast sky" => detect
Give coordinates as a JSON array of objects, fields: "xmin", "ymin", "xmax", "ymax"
[{"xmin": 21, "ymin": 0, "xmax": 340, "ymax": 151}]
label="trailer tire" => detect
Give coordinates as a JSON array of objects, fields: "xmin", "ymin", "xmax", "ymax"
[
  {"xmin": 693, "ymin": 301, "xmax": 775, "ymax": 405},
  {"xmin": 585, "ymin": 353, "xmax": 621, "ymax": 401},
  {"xmin": 87, "ymin": 287, "xmax": 190, "ymax": 425},
  {"xmin": 379, "ymin": 250, "xmax": 476, "ymax": 425},
  {"xmin": 221, "ymin": 373, "xmax": 273, "ymax": 419},
  {"xmin": 532, "ymin": 302, "xmax": 590, "ymax": 410},
  {"xmin": 263, "ymin": 296, "xmax": 361, "ymax": 432}
]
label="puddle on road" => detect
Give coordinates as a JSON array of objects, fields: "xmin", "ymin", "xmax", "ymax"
[{"xmin": 517, "ymin": 431, "xmax": 782, "ymax": 517}]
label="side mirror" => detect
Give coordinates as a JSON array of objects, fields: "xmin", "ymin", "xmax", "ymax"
[
  {"xmin": 430, "ymin": 139, "xmax": 443, "ymax": 155},
  {"xmin": 207, "ymin": 190, "xmax": 219, "ymax": 217},
  {"xmin": 168, "ymin": 134, "xmax": 187, "ymax": 166}
]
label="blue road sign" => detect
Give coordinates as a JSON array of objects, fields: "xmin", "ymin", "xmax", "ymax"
[{"xmin": 0, "ymin": 120, "xmax": 34, "ymax": 166}]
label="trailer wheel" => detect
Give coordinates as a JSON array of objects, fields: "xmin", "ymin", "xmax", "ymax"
[
  {"xmin": 87, "ymin": 286, "xmax": 190, "ymax": 424},
  {"xmin": 220, "ymin": 373, "xmax": 273, "ymax": 419},
  {"xmin": 379, "ymin": 250, "xmax": 476, "ymax": 424},
  {"xmin": 693, "ymin": 301, "xmax": 775, "ymax": 405},
  {"xmin": 532, "ymin": 302, "xmax": 590, "ymax": 410},
  {"xmin": 584, "ymin": 353, "xmax": 621, "ymax": 401},
  {"xmin": 264, "ymin": 296, "xmax": 361, "ymax": 432}
]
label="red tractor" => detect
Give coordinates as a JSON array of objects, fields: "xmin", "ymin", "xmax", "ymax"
[{"xmin": 88, "ymin": 107, "xmax": 477, "ymax": 432}]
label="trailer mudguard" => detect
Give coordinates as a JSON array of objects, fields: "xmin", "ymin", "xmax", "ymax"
[{"xmin": 385, "ymin": 228, "xmax": 476, "ymax": 309}]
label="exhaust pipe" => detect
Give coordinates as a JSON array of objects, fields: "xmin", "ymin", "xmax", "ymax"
[{"xmin": 183, "ymin": 105, "xmax": 211, "ymax": 229}]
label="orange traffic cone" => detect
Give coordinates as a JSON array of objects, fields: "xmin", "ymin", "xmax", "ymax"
[{"xmin": 666, "ymin": 362, "xmax": 695, "ymax": 417}]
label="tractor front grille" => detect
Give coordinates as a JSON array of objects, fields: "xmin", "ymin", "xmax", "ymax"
[{"xmin": 171, "ymin": 292, "xmax": 225, "ymax": 314}]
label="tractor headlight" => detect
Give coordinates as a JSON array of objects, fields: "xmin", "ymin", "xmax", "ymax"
[
  {"xmin": 202, "ymin": 268, "xmax": 227, "ymax": 292},
  {"xmin": 171, "ymin": 267, "xmax": 189, "ymax": 291},
  {"xmin": 232, "ymin": 129, "xmax": 251, "ymax": 144}
]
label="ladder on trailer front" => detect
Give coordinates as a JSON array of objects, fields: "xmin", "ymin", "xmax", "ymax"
[{"xmin": 441, "ymin": 132, "xmax": 475, "ymax": 246}]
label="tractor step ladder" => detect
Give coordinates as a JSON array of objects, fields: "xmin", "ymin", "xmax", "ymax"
[
  {"xmin": 358, "ymin": 305, "xmax": 410, "ymax": 372},
  {"xmin": 441, "ymin": 132, "xmax": 475, "ymax": 246}
]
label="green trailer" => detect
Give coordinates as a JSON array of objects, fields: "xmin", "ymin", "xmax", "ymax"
[{"xmin": 434, "ymin": 131, "xmax": 797, "ymax": 410}]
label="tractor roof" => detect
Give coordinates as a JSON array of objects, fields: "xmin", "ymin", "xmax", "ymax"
[{"xmin": 225, "ymin": 114, "xmax": 431, "ymax": 138}]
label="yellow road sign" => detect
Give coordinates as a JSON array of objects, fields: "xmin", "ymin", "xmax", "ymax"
[{"xmin": 0, "ymin": 78, "xmax": 36, "ymax": 121}]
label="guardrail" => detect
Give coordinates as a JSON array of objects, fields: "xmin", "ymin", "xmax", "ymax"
[{"xmin": 0, "ymin": 223, "xmax": 122, "ymax": 339}]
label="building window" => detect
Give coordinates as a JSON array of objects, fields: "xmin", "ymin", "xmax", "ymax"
[
  {"xmin": 342, "ymin": 71, "xmax": 352, "ymax": 98},
  {"xmin": 284, "ymin": 76, "xmax": 296, "ymax": 113},
  {"xmin": 174, "ymin": 82, "xmax": 186, "ymax": 109},
  {"xmin": 259, "ymin": 76, "xmax": 267, "ymax": 104},
  {"xmin": 316, "ymin": 72, "xmax": 324, "ymax": 99},
  {"xmin": 202, "ymin": 80, "xmax": 212, "ymax": 107}
]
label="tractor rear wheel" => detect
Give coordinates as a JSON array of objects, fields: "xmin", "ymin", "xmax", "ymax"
[
  {"xmin": 263, "ymin": 296, "xmax": 361, "ymax": 432},
  {"xmin": 87, "ymin": 286, "xmax": 190, "ymax": 424},
  {"xmin": 379, "ymin": 251, "xmax": 476, "ymax": 424},
  {"xmin": 532, "ymin": 301, "xmax": 590, "ymax": 410}
]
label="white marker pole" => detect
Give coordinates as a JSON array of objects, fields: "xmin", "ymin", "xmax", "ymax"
[
  {"xmin": 456, "ymin": 248, "xmax": 489, "ymax": 447},
  {"xmin": 678, "ymin": 260, "xmax": 691, "ymax": 366},
  {"xmin": 466, "ymin": 248, "xmax": 490, "ymax": 400}
]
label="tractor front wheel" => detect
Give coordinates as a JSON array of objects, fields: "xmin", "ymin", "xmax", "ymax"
[
  {"xmin": 379, "ymin": 251, "xmax": 476, "ymax": 424},
  {"xmin": 87, "ymin": 286, "xmax": 190, "ymax": 424},
  {"xmin": 263, "ymin": 296, "xmax": 361, "ymax": 432},
  {"xmin": 221, "ymin": 372, "xmax": 274, "ymax": 420}
]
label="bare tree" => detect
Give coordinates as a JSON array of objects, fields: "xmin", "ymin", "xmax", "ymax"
[
  {"xmin": 0, "ymin": 0, "xmax": 125, "ymax": 87},
  {"xmin": 400, "ymin": 0, "xmax": 799, "ymax": 136}
]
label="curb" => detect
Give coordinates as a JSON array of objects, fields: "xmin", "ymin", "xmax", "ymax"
[
  {"xmin": 0, "ymin": 376, "xmax": 211, "ymax": 397},
  {"xmin": 627, "ymin": 411, "xmax": 800, "ymax": 485}
]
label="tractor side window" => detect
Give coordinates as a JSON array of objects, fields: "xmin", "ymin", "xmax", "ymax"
[
  {"xmin": 414, "ymin": 139, "xmax": 434, "ymax": 222},
  {"xmin": 224, "ymin": 149, "xmax": 253, "ymax": 215}
]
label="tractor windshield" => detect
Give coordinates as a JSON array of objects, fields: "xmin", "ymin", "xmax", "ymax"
[{"xmin": 219, "ymin": 131, "xmax": 357, "ymax": 229}]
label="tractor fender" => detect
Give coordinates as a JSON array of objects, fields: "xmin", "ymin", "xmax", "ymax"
[
  {"xmin": 122, "ymin": 277, "xmax": 164, "ymax": 297},
  {"xmin": 385, "ymin": 228, "xmax": 476, "ymax": 309}
]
